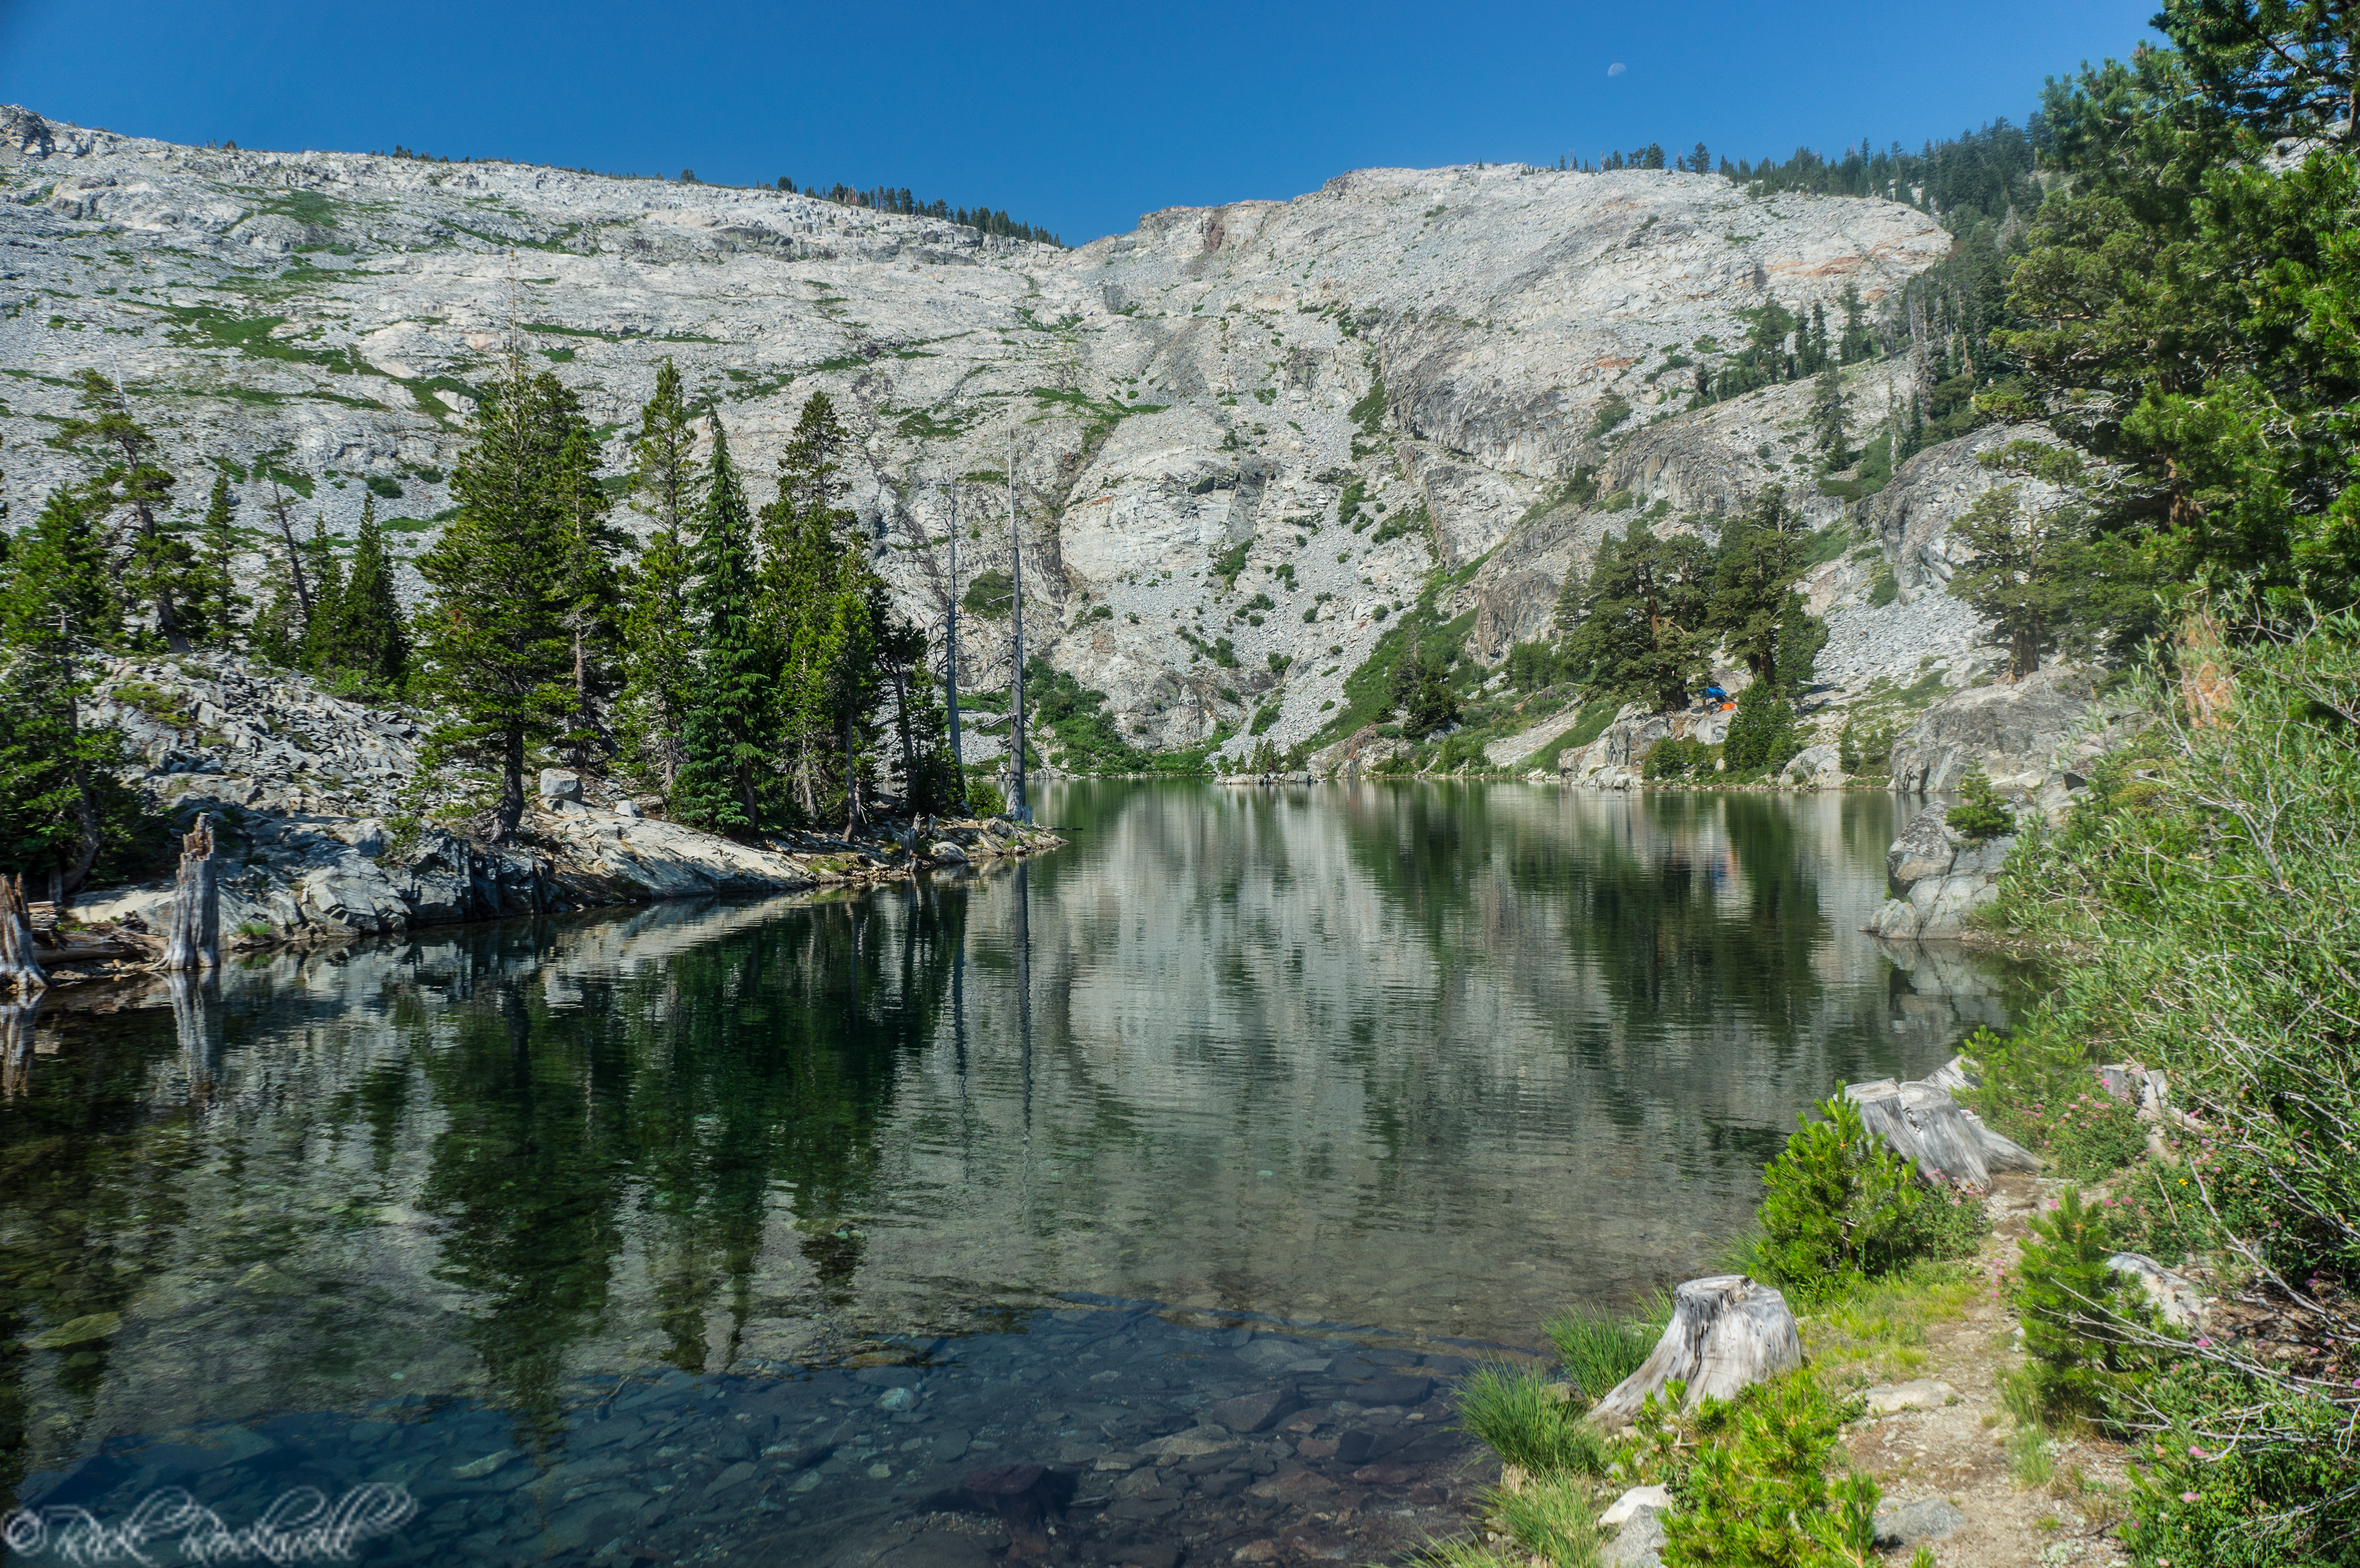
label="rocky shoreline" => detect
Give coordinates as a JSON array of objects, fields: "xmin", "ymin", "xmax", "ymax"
[{"xmin": 33, "ymin": 654, "xmax": 1064, "ymax": 983}]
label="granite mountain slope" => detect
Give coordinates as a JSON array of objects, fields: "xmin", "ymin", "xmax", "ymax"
[{"xmin": 2, "ymin": 103, "xmax": 2006, "ymax": 767}]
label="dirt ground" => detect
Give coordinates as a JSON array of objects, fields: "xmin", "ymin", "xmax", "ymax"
[{"xmin": 1836, "ymin": 1175, "xmax": 2136, "ymax": 1568}]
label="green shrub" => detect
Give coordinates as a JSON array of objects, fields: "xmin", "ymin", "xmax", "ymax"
[
  {"xmin": 1756, "ymin": 1097, "xmax": 1923, "ymax": 1295},
  {"xmin": 1644, "ymin": 735, "xmax": 1709, "ymax": 779},
  {"xmin": 1721, "ymin": 683, "xmax": 1802, "ymax": 774},
  {"xmin": 960, "ymin": 776, "xmax": 1008, "ymax": 818},
  {"xmin": 1884, "ymin": 1182, "xmax": 1991, "ymax": 1263},
  {"xmin": 1943, "ymin": 767, "xmax": 2015, "ymax": 839},
  {"xmin": 2011, "ymin": 1187, "xmax": 2144, "ymax": 1423},
  {"xmin": 1836, "ymin": 717, "xmax": 1893, "ymax": 774},
  {"xmin": 1622, "ymin": 1371, "xmax": 1881, "ymax": 1568},
  {"xmin": 2121, "ymin": 1365, "xmax": 2360, "ymax": 1568},
  {"xmin": 2099, "ymin": 1164, "xmax": 2210, "ymax": 1268},
  {"xmin": 2043, "ymin": 1086, "xmax": 2145, "ymax": 1177},
  {"xmin": 1456, "ymin": 1363, "xmax": 1610, "ymax": 1476}
]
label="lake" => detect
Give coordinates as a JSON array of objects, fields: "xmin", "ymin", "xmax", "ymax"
[{"xmin": 0, "ymin": 782, "xmax": 2014, "ymax": 1566}]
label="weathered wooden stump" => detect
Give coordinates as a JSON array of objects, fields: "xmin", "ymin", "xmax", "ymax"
[
  {"xmin": 1588, "ymin": 1274, "xmax": 1803, "ymax": 1426},
  {"xmin": 1844, "ymin": 1077, "xmax": 2039, "ymax": 1187},
  {"xmin": 0, "ymin": 875, "xmax": 46, "ymax": 994},
  {"xmin": 159, "ymin": 814, "xmax": 220, "ymax": 973}
]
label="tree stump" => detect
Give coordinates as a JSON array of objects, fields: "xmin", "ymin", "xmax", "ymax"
[
  {"xmin": 1587, "ymin": 1274, "xmax": 1803, "ymax": 1426},
  {"xmin": 159, "ymin": 814, "xmax": 220, "ymax": 973},
  {"xmin": 1844, "ymin": 1077, "xmax": 2040, "ymax": 1188},
  {"xmin": 0, "ymin": 875, "xmax": 46, "ymax": 994}
]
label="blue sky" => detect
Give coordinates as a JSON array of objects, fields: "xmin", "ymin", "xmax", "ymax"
[{"xmin": 0, "ymin": 0, "xmax": 2159, "ymax": 244}]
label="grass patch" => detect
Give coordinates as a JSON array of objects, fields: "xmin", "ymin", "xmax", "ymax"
[
  {"xmin": 1546, "ymin": 1298, "xmax": 1667, "ymax": 1402},
  {"xmin": 1456, "ymin": 1364, "xmax": 1609, "ymax": 1476}
]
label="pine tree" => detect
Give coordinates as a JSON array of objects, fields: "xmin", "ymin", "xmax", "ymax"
[
  {"xmin": 0, "ymin": 488, "xmax": 142, "ymax": 899},
  {"xmin": 1551, "ymin": 560, "xmax": 1586, "ymax": 645},
  {"xmin": 1951, "ymin": 484, "xmax": 2075, "ymax": 677},
  {"xmin": 323, "ymin": 494, "xmax": 408, "ymax": 688},
  {"xmin": 553, "ymin": 407, "xmax": 627, "ymax": 768},
  {"xmin": 56, "ymin": 369, "xmax": 194, "ymax": 652},
  {"xmin": 759, "ymin": 393, "xmax": 879, "ymax": 825},
  {"xmin": 300, "ymin": 514, "xmax": 347, "ymax": 675},
  {"xmin": 1565, "ymin": 520, "xmax": 1714, "ymax": 711},
  {"xmin": 674, "ymin": 422, "xmax": 772, "ymax": 833},
  {"xmin": 414, "ymin": 358, "xmax": 603, "ymax": 842},
  {"xmin": 617, "ymin": 360, "xmax": 701, "ymax": 796},
  {"xmin": 1708, "ymin": 485, "xmax": 1826, "ymax": 697},
  {"xmin": 1809, "ymin": 363, "xmax": 1849, "ymax": 463},
  {"xmin": 190, "ymin": 472, "xmax": 249, "ymax": 648}
]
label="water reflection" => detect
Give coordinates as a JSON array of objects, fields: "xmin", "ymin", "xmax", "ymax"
[{"xmin": 0, "ymin": 783, "xmax": 2019, "ymax": 1516}]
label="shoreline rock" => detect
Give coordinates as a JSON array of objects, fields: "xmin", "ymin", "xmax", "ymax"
[{"xmin": 47, "ymin": 654, "xmax": 1065, "ymax": 980}]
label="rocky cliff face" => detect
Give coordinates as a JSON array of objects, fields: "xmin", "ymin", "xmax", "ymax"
[{"xmin": 0, "ymin": 104, "xmax": 2014, "ymax": 768}]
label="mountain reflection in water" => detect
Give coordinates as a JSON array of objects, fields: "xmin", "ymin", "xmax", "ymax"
[{"xmin": 0, "ymin": 781, "xmax": 2017, "ymax": 1520}]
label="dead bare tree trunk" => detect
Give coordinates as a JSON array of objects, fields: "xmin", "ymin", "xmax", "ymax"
[
  {"xmin": 159, "ymin": 814, "xmax": 220, "ymax": 972},
  {"xmin": 0, "ymin": 875, "xmax": 47, "ymax": 994},
  {"xmin": 1588, "ymin": 1275, "xmax": 1803, "ymax": 1426}
]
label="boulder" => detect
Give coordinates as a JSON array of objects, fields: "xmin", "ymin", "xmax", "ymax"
[
  {"xmin": 1861, "ymin": 1379, "xmax": 1958, "ymax": 1415},
  {"xmin": 1779, "ymin": 743, "xmax": 1842, "ymax": 789},
  {"xmin": 929, "ymin": 841, "xmax": 971, "ymax": 865},
  {"xmin": 1867, "ymin": 804, "xmax": 2014, "ymax": 941},
  {"xmin": 2108, "ymin": 1252, "xmax": 2207, "ymax": 1330},
  {"xmin": 1601, "ymin": 1484, "xmax": 1673, "ymax": 1526},
  {"xmin": 1207, "ymin": 1388, "xmax": 1301, "ymax": 1434},
  {"xmin": 538, "ymin": 768, "xmax": 583, "ymax": 803},
  {"xmin": 1599, "ymin": 1486, "xmax": 1670, "ymax": 1568},
  {"xmin": 1887, "ymin": 664, "xmax": 2099, "ymax": 796},
  {"xmin": 1872, "ymin": 1497, "xmax": 1965, "ymax": 1549}
]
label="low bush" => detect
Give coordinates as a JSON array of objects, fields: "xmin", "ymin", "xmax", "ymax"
[
  {"xmin": 1943, "ymin": 767, "xmax": 2015, "ymax": 839},
  {"xmin": 2042, "ymin": 1087, "xmax": 2145, "ymax": 1177},
  {"xmin": 1622, "ymin": 1372, "xmax": 1881, "ymax": 1568},
  {"xmin": 2011, "ymin": 1187, "xmax": 2147, "ymax": 1423},
  {"xmin": 1721, "ymin": 682, "xmax": 1802, "ymax": 774},
  {"xmin": 960, "ymin": 776, "xmax": 1008, "ymax": 818},
  {"xmin": 1644, "ymin": 735, "xmax": 1710, "ymax": 779},
  {"xmin": 1756, "ymin": 1097, "xmax": 1923, "ymax": 1296}
]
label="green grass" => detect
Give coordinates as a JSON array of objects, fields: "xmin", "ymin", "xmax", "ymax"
[
  {"xmin": 158, "ymin": 303, "xmax": 366, "ymax": 374},
  {"xmin": 1545, "ymin": 1298, "xmax": 1667, "ymax": 1402},
  {"xmin": 1456, "ymin": 1364, "xmax": 1610, "ymax": 1476},
  {"xmin": 1492, "ymin": 1473, "xmax": 1607, "ymax": 1567}
]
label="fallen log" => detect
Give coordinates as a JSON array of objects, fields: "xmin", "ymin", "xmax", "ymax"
[
  {"xmin": 1588, "ymin": 1274, "xmax": 1803, "ymax": 1426},
  {"xmin": 1844, "ymin": 1076, "xmax": 2039, "ymax": 1188},
  {"xmin": 0, "ymin": 875, "xmax": 46, "ymax": 994}
]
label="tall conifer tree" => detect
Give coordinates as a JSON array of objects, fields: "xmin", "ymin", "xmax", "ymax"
[
  {"xmin": 674, "ymin": 422, "xmax": 770, "ymax": 833},
  {"xmin": 322, "ymin": 494, "xmax": 408, "ymax": 688},
  {"xmin": 414, "ymin": 358, "xmax": 603, "ymax": 841},
  {"xmin": 617, "ymin": 360, "xmax": 701, "ymax": 796},
  {"xmin": 191, "ymin": 472, "xmax": 249, "ymax": 648},
  {"xmin": 57, "ymin": 370, "xmax": 194, "ymax": 652},
  {"xmin": 0, "ymin": 488, "xmax": 139, "ymax": 898}
]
